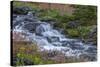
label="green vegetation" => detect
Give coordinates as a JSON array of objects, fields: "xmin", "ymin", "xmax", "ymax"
[
  {"xmin": 13, "ymin": 1, "xmax": 39, "ymax": 9},
  {"xmin": 73, "ymin": 5, "xmax": 97, "ymax": 26},
  {"xmin": 13, "ymin": 41, "xmax": 90, "ymax": 66},
  {"xmin": 67, "ymin": 29, "xmax": 80, "ymax": 37},
  {"xmin": 12, "ymin": 41, "xmax": 55, "ymax": 66}
]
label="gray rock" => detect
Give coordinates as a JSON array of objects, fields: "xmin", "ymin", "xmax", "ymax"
[
  {"xmin": 67, "ymin": 20, "xmax": 81, "ymax": 28},
  {"xmin": 23, "ymin": 22, "xmax": 41, "ymax": 33},
  {"xmin": 88, "ymin": 25, "xmax": 97, "ymax": 38},
  {"xmin": 85, "ymin": 25, "xmax": 97, "ymax": 45},
  {"xmin": 13, "ymin": 6, "xmax": 32, "ymax": 14}
]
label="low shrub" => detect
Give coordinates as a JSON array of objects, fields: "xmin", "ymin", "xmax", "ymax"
[
  {"xmin": 66, "ymin": 29, "xmax": 80, "ymax": 38},
  {"xmin": 12, "ymin": 41, "xmax": 55, "ymax": 66}
]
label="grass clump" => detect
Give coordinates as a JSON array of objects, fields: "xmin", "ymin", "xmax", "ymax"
[
  {"xmin": 66, "ymin": 29, "xmax": 80, "ymax": 37},
  {"xmin": 12, "ymin": 41, "xmax": 55, "ymax": 66}
]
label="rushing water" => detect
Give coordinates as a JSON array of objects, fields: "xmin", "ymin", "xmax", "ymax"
[{"xmin": 12, "ymin": 12, "xmax": 97, "ymax": 61}]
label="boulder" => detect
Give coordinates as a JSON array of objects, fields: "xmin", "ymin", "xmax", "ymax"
[
  {"xmin": 67, "ymin": 20, "xmax": 81, "ymax": 28},
  {"xmin": 13, "ymin": 6, "xmax": 32, "ymax": 14},
  {"xmin": 88, "ymin": 25, "xmax": 97, "ymax": 38},
  {"xmin": 23, "ymin": 22, "xmax": 39, "ymax": 33},
  {"xmin": 84, "ymin": 26, "xmax": 97, "ymax": 45}
]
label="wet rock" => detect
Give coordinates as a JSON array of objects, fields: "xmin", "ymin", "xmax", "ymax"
[
  {"xmin": 13, "ymin": 6, "xmax": 32, "ymax": 14},
  {"xmin": 23, "ymin": 22, "xmax": 41, "ymax": 33},
  {"xmin": 47, "ymin": 36, "xmax": 59, "ymax": 43},
  {"xmin": 13, "ymin": 15, "xmax": 25, "ymax": 28},
  {"xmin": 24, "ymin": 17, "xmax": 38, "ymax": 22},
  {"xmin": 13, "ymin": 12, "xmax": 40, "ymax": 31},
  {"xmin": 84, "ymin": 26, "xmax": 97, "ymax": 45},
  {"xmin": 70, "ymin": 44, "xmax": 85, "ymax": 50},
  {"xmin": 67, "ymin": 20, "xmax": 80, "ymax": 28},
  {"xmin": 79, "ymin": 53, "xmax": 97, "ymax": 61},
  {"xmin": 61, "ymin": 41, "xmax": 70, "ymax": 47},
  {"xmin": 23, "ymin": 58, "xmax": 34, "ymax": 65},
  {"xmin": 40, "ymin": 19, "xmax": 54, "ymax": 22},
  {"xmin": 88, "ymin": 25, "xmax": 97, "ymax": 38},
  {"xmin": 13, "ymin": 57, "xmax": 34, "ymax": 65},
  {"xmin": 85, "ymin": 46, "xmax": 97, "ymax": 53}
]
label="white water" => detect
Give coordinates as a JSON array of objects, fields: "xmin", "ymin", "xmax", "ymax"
[{"xmin": 12, "ymin": 12, "xmax": 97, "ymax": 60}]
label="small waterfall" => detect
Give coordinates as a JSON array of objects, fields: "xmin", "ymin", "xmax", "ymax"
[
  {"xmin": 13, "ymin": 12, "xmax": 97, "ymax": 61},
  {"xmin": 36, "ymin": 23, "xmax": 51, "ymax": 35}
]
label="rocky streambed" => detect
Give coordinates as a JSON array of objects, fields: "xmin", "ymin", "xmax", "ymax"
[{"xmin": 12, "ymin": 7, "xmax": 97, "ymax": 62}]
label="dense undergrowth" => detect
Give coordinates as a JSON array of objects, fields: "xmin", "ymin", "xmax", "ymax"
[{"xmin": 12, "ymin": 41, "xmax": 90, "ymax": 66}]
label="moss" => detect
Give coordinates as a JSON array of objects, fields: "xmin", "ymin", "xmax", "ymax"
[
  {"xmin": 66, "ymin": 29, "xmax": 80, "ymax": 37},
  {"xmin": 64, "ymin": 26, "xmax": 94, "ymax": 39},
  {"xmin": 38, "ymin": 9, "xmax": 60, "ymax": 22},
  {"xmin": 73, "ymin": 5, "xmax": 97, "ymax": 26},
  {"xmin": 77, "ymin": 26, "xmax": 92, "ymax": 39}
]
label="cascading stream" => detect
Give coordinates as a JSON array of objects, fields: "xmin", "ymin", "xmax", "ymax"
[{"xmin": 12, "ymin": 12, "xmax": 97, "ymax": 61}]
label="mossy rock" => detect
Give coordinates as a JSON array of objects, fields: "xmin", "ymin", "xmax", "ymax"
[
  {"xmin": 66, "ymin": 29, "xmax": 80, "ymax": 37},
  {"xmin": 39, "ymin": 16, "xmax": 55, "ymax": 22},
  {"xmin": 77, "ymin": 26, "xmax": 93, "ymax": 39}
]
